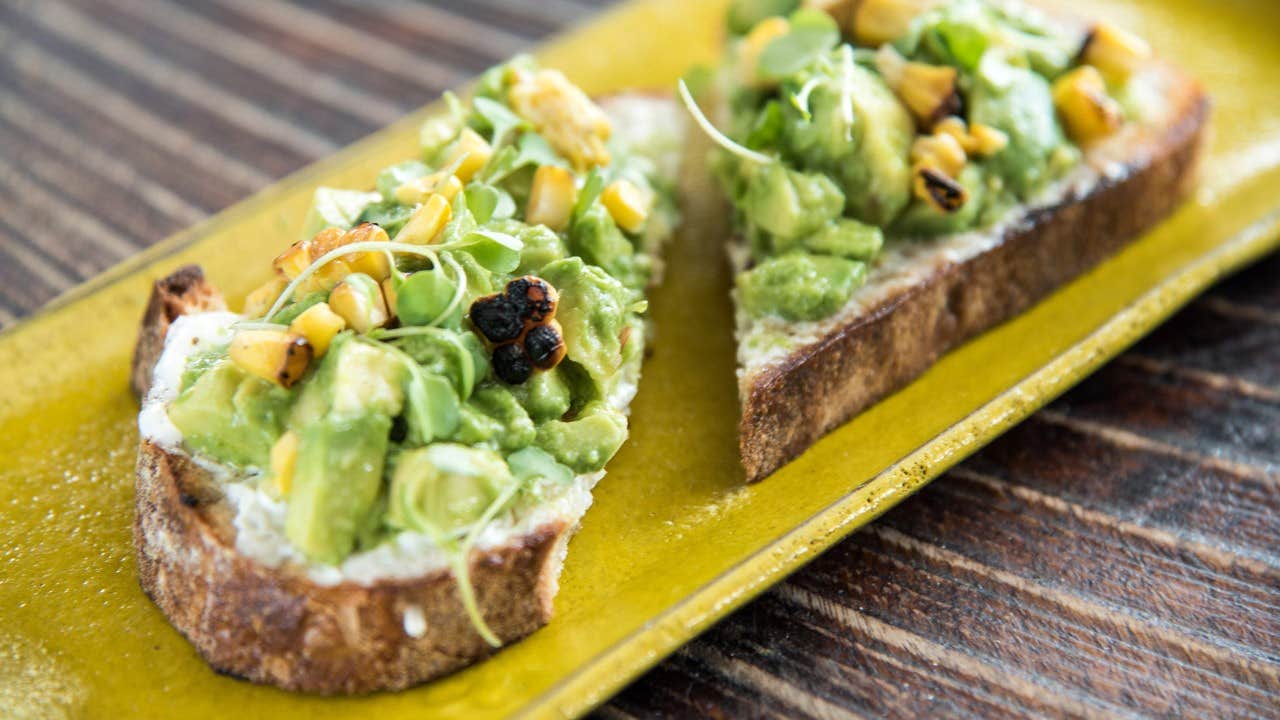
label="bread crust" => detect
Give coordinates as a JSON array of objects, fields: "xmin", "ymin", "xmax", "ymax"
[
  {"xmin": 130, "ymin": 265, "xmax": 227, "ymax": 399},
  {"xmin": 135, "ymin": 439, "xmax": 569, "ymax": 694},
  {"xmin": 739, "ymin": 69, "xmax": 1210, "ymax": 482}
]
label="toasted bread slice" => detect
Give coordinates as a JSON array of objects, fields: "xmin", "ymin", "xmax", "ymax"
[
  {"xmin": 131, "ymin": 93, "xmax": 686, "ymax": 693},
  {"xmin": 734, "ymin": 63, "xmax": 1209, "ymax": 481}
]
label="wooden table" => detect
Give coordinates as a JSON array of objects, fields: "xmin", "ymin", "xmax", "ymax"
[{"xmin": 3, "ymin": 1, "xmax": 1276, "ymax": 716}]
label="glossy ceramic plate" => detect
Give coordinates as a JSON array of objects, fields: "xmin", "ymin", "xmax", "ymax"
[{"xmin": 2, "ymin": 0, "xmax": 1278, "ymax": 717}]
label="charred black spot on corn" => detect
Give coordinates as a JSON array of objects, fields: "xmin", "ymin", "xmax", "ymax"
[
  {"xmin": 525, "ymin": 322, "xmax": 566, "ymax": 370},
  {"xmin": 470, "ymin": 296, "xmax": 524, "ymax": 344},
  {"xmin": 492, "ymin": 343, "xmax": 533, "ymax": 384},
  {"xmin": 505, "ymin": 276, "xmax": 558, "ymax": 324},
  {"xmin": 918, "ymin": 167, "xmax": 967, "ymax": 212},
  {"xmin": 470, "ymin": 275, "xmax": 565, "ymax": 383}
]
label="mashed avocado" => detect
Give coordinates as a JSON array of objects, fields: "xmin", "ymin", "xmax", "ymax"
[
  {"xmin": 165, "ymin": 56, "xmax": 677, "ymax": 576},
  {"xmin": 710, "ymin": 0, "xmax": 1126, "ymax": 323}
]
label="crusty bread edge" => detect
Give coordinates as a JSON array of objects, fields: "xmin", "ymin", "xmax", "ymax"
[
  {"xmin": 739, "ymin": 72, "xmax": 1210, "ymax": 482},
  {"xmin": 130, "ymin": 264, "xmax": 227, "ymax": 399}
]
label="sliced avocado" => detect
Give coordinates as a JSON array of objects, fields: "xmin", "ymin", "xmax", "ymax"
[
  {"xmin": 168, "ymin": 360, "xmax": 292, "ymax": 469},
  {"xmin": 300, "ymin": 187, "xmax": 382, "ymax": 240},
  {"xmin": 285, "ymin": 413, "xmax": 393, "ymax": 564},
  {"xmin": 534, "ymin": 402, "xmax": 629, "ymax": 474}
]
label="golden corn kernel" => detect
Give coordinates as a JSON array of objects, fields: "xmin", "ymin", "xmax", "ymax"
[
  {"xmin": 269, "ymin": 430, "xmax": 300, "ymax": 496},
  {"xmin": 912, "ymin": 165, "xmax": 968, "ymax": 213},
  {"xmin": 969, "ymin": 123, "xmax": 1009, "ymax": 156},
  {"xmin": 911, "ymin": 132, "xmax": 967, "ymax": 178},
  {"xmin": 229, "ymin": 330, "xmax": 312, "ymax": 388},
  {"xmin": 896, "ymin": 62, "xmax": 961, "ymax": 128},
  {"xmin": 308, "ymin": 226, "xmax": 349, "ymax": 259},
  {"xmin": 1052, "ymin": 66, "xmax": 1123, "ymax": 143},
  {"xmin": 1081, "ymin": 21, "xmax": 1151, "ymax": 82},
  {"xmin": 525, "ymin": 165, "xmax": 577, "ymax": 232},
  {"xmin": 933, "ymin": 116, "xmax": 976, "ymax": 153},
  {"xmin": 328, "ymin": 274, "xmax": 390, "ymax": 334},
  {"xmin": 288, "ymin": 301, "xmax": 346, "ymax": 357},
  {"xmin": 396, "ymin": 193, "xmax": 452, "ymax": 245},
  {"xmin": 380, "ymin": 277, "xmax": 400, "ymax": 318},
  {"xmin": 854, "ymin": 0, "xmax": 935, "ymax": 47},
  {"xmin": 508, "ymin": 68, "xmax": 612, "ymax": 170},
  {"xmin": 296, "ymin": 258, "xmax": 353, "ymax": 297},
  {"xmin": 738, "ymin": 17, "xmax": 791, "ymax": 87},
  {"xmin": 444, "ymin": 128, "xmax": 492, "ymax": 182},
  {"xmin": 394, "ymin": 171, "xmax": 464, "ymax": 205},
  {"xmin": 242, "ymin": 276, "xmax": 287, "ymax": 319},
  {"xmin": 273, "ymin": 240, "xmax": 314, "ymax": 279},
  {"xmin": 601, "ymin": 179, "xmax": 652, "ymax": 234},
  {"xmin": 336, "ymin": 223, "xmax": 392, "ymax": 280}
]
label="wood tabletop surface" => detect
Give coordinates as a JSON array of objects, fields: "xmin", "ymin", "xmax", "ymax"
[{"xmin": 2, "ymin": 1, "xmax": 1276, "ymax": 717}]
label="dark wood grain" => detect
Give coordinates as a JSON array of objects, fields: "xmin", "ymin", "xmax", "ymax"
[{"xmin": 2, "ymin": 1, "xmax": 1276, "ymax": 717}]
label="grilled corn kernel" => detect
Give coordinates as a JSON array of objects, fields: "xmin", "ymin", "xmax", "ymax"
[
  {"xmin": 394, "ymin": 171, "xmax": 464, "ymax": 205},
  {"xmin": 396, "ymin": 193, "xmax": 452, "ymax": 244},
  {"xmin": 307, "ymin": 226, "xmax": 349, "ymax": 259},
  {"xmin": 273, "ymin": 240, "xmax": 314, "ymax": 279},
  {"xmin": 444, "ymin": 128, "xmax": 492, "ymax": 182},
  {"xmin": 525, "ymin": 165, "xmax": 577, "ymax": 232},
  {"xmin": 738, "ymin": 17, "xmax": 791, "ymax": 86},
  {"xmin": 854, "ymin": 0, "xmax": 935, "ymax": 47},
  {"xmin": 269, "ymin": 431, "xmax": 300, "ymax": 496},
  {"xmin": 933, "ymin": 116, "xmax": 976, "ymax": 153},
  {"xmin": 896, "ymin": 62, "xmax": 961, "ymax": 128},
  {"xmin": 380, "ymin": 277, "xmax": 400, "ymax": 317},
  {"xmin": 508, "ymin": 68, "xmax": 612, "ymax": 170},
  {"xmin": 337, "ymin": 223, "xmax": 392, "ymax": 280},
  {"xmin": 1052, "ymin": 66, "xmax": 1123, "ymax": 143},
  {"xmin": 328, "ymin": 273, "xmax": 389, "ymax": 334},
  {"xmin": 601, "ymin": 179, "xmax": 651, "ymax": 233},
  {"xmin": 912, "ymin": 165, "xmax": 968, "ymax": 213},
  {"xmin": 911, "ymin": 132, "xmax": 967, "ymax": 178},
  {"xmin": 296, "ymin": 258, "xmax": 353, "ymax": 296},
  {"xmin": 229, "ymin": 330, "xmax": 312, "ymax": 388},
  {"xmin": 288, "ymin": 301, "xmax": 346, "ymax": 357},
  {"xmin": 1081, "ymin": 21, "xmax": 1151, "ymax": 82},
  {"xmin": 969, "ymin": 123, "xmax": 1009, "ymax": 156},
  {"xmin": 242, "ymin": 276, "xmax": 287, "ymax": 318}
]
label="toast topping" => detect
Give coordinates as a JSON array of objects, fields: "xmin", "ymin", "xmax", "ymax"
[
  {"xmin": 150, "ymin": 57, "xmax": 681, "ymax": 646},
  {"xmin": 698, "ymin": 0, "xmax": 1153, "ymax": 323}
]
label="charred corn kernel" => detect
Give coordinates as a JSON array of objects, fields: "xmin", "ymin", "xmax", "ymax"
[
  {"xmin": 395, "ymin": 193, "xmax": 452, "ymax": 244},
  {"xmin": 338, "ymin": 224, "xmax": 392, "ymax": 280},
  {"xmin": 380, "ymin": 277, "xmax": 400, "ymax": 317},
  {"xmin": 896, "ymin": 62, "xmax": 961, "ymax": 127},
  {"xmin": 911, "ymin": 133, "xmax": 967, "ymax": 178},
  {"xmin": 738, "ymin": 17, "xmax": 790, "ymax": 86},
  {"xmin": 394, "ymin": 171, "xmax": 463, "ymax": 205},
  {"xmin": 1081, "ymin": 21, "xmax": 1151, "ymax": 82},
  {"xmin": 273, "ymin": 240, "xmax": 314, "ymax": 279},
  {"xmin": 308, "ymin": 226, "xmax": 349, "ymax": 259},
  {"xmin": 444, "ymin": 128, "xmax": 492, "ymax": 182},
  {"xmin": 242, "ymin": 276, "xmax": 287, "ymax": 318},
  {"xmin": 296, "ymin": 258, "xmax": 353, "ymax": 297},
  {"xmin": 328, "ymin": 273, "xmax": 389, "ymax": 334},
  {"xmin": 525, "ymin": 165, "xmax": 576, "ymax": 231},
  {"xmin": 933, "ymin": 116, "xmax": 976, "ymax": 153},
  {"xmin": 1052, "ymin": 66, "xmax": 1123, "ymax": 143},
  {"xmin": 854, "ymin": 0, "xmax": 935, "ymax": 47},
  {"xmin": 601, "ymin": 179, "xmax": 651, "ymax": 233},
  {"xmin": 269, "ymin": 431, "xmax": 300, "ymax": 496},
  {"xmin": 803, "ymin": 0, "xmax": 856, "ymax": 30},
  {"xmin": 229, "ymin": 330, "xmax": 312, "ymax": 388},
  {"xmin": 288, "ymin": 302, "xmax": 346, "ymax": 357},
  {"xmin": 912, "ymin": 165, "xmax": 968, "ymax": 213},
  {"xmin": 508, "ymin": 68, "xmax": 612, "ymax": 170},
  {"xmin": 969, "ymin": 123, "xmax": 1009, "ymax": 156}
]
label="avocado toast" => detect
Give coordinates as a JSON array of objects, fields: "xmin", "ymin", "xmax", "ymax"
[
  {"xmin": 131, "ymin": 58, "xmax": 686, "ymax": 694},
  {"xmin": 696, "ymin": 0, "xmax": 1208, "ymax": 481}
]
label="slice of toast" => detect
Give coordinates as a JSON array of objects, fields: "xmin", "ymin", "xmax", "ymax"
[
  {"xmin": 734, "ymin": 62, "xmax": 1209, "ymax": 482},
  {"xmin": 131, "ymin": 93, "xmax": 685, "ymax": 694}
]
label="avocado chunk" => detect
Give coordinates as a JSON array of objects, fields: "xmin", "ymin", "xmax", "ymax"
[
  {"xmin": 387, "ymin": 444, "xmax": 519, "ymax": 538},
  {"xmin": 738, "ymin": 253, "xmax": 867, "ymax": 321},
  {"xmin": 285, "ymin": 413, "xmax": 393, "ymax": 564},
  {"xmin": 168, "ymin": 359, "xmax": 293, "ymax": 469},
  {"xmin": 970, "ymin": 53, "xmax": 1067, "ymax": 199},
  {"xmin": 534, "ymin": 402, "xmax": 629, "ymax": 473},
  {"xmin": 539, "ymin": 258, "xmax": 634, "ymax": 397}
]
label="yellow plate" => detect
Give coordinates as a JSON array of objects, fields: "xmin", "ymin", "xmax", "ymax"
[{"xmin": 2, "ymin": 0, "xmax": 1278, "ymax": 717}]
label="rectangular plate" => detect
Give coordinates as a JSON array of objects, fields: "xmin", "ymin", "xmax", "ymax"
[{"xmin": 2, "ymin": 0, "xmax": 1278, "ymax": 717}]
